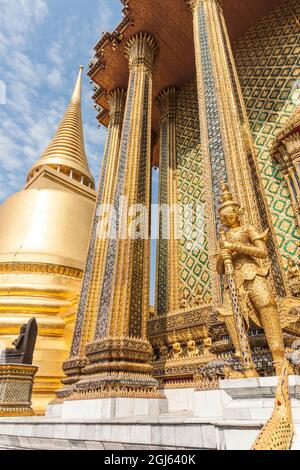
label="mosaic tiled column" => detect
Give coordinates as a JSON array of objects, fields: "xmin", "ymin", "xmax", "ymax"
[
  {"xmin": 187, "ymin": 0, "xmax": 287, "ymax": 301},
  {"xmin": 155, "ymin": 87, "xmax": 180, "ymax": 316},
  {"xmin": 74, "ymin": 33, "xmax": 160, "ymax": 399},
  {"xmin": 58, "ymin": 89, "xmax": 126, "ymax": 398}
]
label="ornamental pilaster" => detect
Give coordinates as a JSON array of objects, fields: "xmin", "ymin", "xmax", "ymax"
[
  {"xmin": 155, "ymin": 86, "xmax": 180, "ymax": 316},
  {"xmin": 72, "ymin": 33, "xmax": 160, "ymax": 399},
  {"xmin": 58, "ymin": 89, "xmax": 126, "ymax": 396}
]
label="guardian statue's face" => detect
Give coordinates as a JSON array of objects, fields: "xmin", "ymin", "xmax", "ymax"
[{"xmin": 220, "ymin": 206, "xmax": 240, "ymax": 228}]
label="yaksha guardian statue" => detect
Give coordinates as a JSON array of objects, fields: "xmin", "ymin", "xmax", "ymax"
[{"xmin": 216, "ymin": 183, "xmax": 285, "ymax": 375}]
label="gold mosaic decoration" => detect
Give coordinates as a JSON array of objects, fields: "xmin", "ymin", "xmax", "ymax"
[
  {"xmin": 234, "ymin": 0, "xmax": 300, "ymax": 267},
  {"xmin": 175, "ymin": 0, "xmax": 300, "ymax": 306},
  {"xmin": 0, "ymin": 364, "xmax": 37, "ymax": 417}
]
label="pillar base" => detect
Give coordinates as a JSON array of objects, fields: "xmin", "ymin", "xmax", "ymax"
[
  {"xmin": 64, "ymin": 337, "xmax": 163, "ymax": 400},
  {"xmin": 46, "ymin": 396, "xmax": 168, "ymax": 420},
  {"xmin": 51, "ymin": 356, "xmax": 87, "ymax": 404},
  {"xmin": 55, "ymin": 337, "xmax": 163, "ymax": 402},
  {"xmin": 0, "ymin": 364, "xmax": 38, "ymax": 417},
  {"xmin": 67, "ymin": 372, "xmax": 163, "ymax": 401}
]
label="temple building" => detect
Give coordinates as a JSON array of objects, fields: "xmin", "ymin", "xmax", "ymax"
[
  {"xmin": 0, "ymin": 67, "xmax": 96, "ymax": 414},
  {"xmin": 0, "ymin": 0, "xmax": 300, "ymax": 450},
  {"xmin": 57, "ymin": 0, "xmax": 300, "ymax": 396}
]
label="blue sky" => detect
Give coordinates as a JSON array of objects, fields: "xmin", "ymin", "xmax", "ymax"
[
  {"xmin": 0, "ymin": 0, "xmax": 122, "ymax": 201},
  {"xmin": 0, "ymin": 0, "xmax": 158, "ymax": 304}
]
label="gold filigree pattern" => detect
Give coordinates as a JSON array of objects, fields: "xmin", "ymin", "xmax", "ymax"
[
  {"xmin": 0, "ymin": 364, "xmax": 38, "ymax": 417},
  {"xmin": 156, "ymin": 86, "xmax": 180, "ymax": 315},
  {"xmin": 0, "ymin": 262, "xmax": 83, "ymax": 278},
  {"xmin": 234, "ymin": 0, "xmax": 300, "ymax": 267}
]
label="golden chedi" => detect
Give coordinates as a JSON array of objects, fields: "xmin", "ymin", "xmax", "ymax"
[{"xmin": 0, "ymin": 67, "xmax": 96, "ymax": 414}]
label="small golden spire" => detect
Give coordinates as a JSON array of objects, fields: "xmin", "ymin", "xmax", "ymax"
[
  {"xmin": 27, "ymin": 66, "xmax": 94, "ymax": 188},
  {"xmin": 219, "ymin": 181, "xmax": 240, "ymax": 211},
  {"xmin": 71, "ymin": 65, "xmax": 84, "ymax": 103}
]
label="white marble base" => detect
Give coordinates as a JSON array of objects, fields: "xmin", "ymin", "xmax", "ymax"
[
  {"xmin": 193, "ymin": 389, "xmax": 232, "ymax": 419},
  {"xmin": 47, "ymin": 397, "xmax": 168, "ymax": 420},
  {"xmin": 163, "ymin": 388, "xmax": 194, "ymax": 414},
  {"xmin": 1, "ymin": 376, "xmax": 300, "ymax": 450},
  {"xmin": 220, "ymin": 375, "xmax": 300, "ymax": 422}
]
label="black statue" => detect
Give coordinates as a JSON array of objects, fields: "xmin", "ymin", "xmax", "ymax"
[{"xmin": 3, "ymin": 318, "xmax": 38, "ymax": 365}]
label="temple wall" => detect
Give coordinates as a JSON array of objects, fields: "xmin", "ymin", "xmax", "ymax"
[
  {"xmin": 176, "ymin": 82, "xmax": 210, "ymax": 307},
  {"xmin": 174, "ymin": 0, "xmax": 299, "ymax": 307},
  {"xmin": 234, "ymin": 0, "xmax": 300, "ymax": 267}
]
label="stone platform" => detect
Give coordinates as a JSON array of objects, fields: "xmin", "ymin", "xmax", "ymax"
[{"xmin": 0, "ymin": 377, "xmax": 299, "ymax": 450}]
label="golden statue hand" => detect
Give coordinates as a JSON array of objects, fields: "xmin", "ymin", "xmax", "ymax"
[
  {"xmin": 217, "ymin": 248, "xmax": 232, "ymax": 274},
  {"xmin": 220, "ymin": 248, "xmax": 232, "ymax": 259},
  {"xmin": 221, "ymin": 241, "xmax": 235, "ymax": 252}
]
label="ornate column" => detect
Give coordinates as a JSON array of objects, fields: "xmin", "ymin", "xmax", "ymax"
[
  {"xmin": 74, "ymin": 33, "xmax": 160, "ymax": 399},
  {"xmin": 59, "ymin": 89, "xmax": 126, "ymax": 396},
  {"xmin": 187, "ymin": 0, "xmax": 288, "ymax": 301},
  {"xmin": 155, "ymin": 86, "xmax": 180, "ymax": 316}
]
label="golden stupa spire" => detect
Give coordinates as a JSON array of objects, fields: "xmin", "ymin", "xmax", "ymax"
[{"xmin": 27, "ymin": 66, "xmax": 95, "ymax": 188}]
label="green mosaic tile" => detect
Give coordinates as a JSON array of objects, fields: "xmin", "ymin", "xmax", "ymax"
[
  {"xmin": 234, "ymin": 0, "xmax": 300, "ymax": 269},
  {"xmin": 160, "ymin": 0, "xmax": 299, "ymax": 310},
  {"xmin": 176, "ymin": 81, "xmax": 211, "ymax": 304}
]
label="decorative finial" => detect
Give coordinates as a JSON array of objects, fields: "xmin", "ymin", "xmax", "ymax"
[
  {"xmin": 219, "ymin": 181, "xmax": 240, "ymax": 211},
  {"xmin": 220, "ymin": 181, "xmax": 232, "ymax": 203},
  {"xmin": 71, "ymin": 66, "xmax": 83, "ymax": 103}
]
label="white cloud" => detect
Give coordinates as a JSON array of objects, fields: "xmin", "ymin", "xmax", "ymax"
[
  {"xmin": 33, "ymin": 0, "xmax": 48, "ymax": 22},
  {"xmin": 91, "ymin": 0, "xmax": 118, "ymax": 37},
  {"xmin": 47, "ymin": 68, "xmax": 63, "ymax": 88},
  {"xmin": 5, "ymin": 50, "xmax": 45, "ymax": 87},
  {"xmin": 0, "ymin": 0, "xmax": 121, "ymax": 204},
  {"xmin": 47, "ymin": 41, "xmax": 64, "ymax": 67},
  {"xmin": 0, "ymin": 0, "xmax": 48, "ymax": 48}
]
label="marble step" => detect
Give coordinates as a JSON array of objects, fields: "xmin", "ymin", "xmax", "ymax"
[
  {"xmin": 291, "ymin": 422, "xmax": 300, "ymax": 450},
  {"xmin": 0, "ymin": 417, "xmax": 261, "ymax": 450}
]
